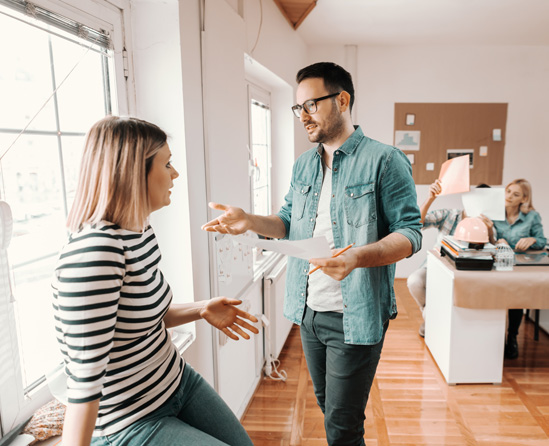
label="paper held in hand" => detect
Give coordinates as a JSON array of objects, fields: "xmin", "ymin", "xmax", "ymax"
[
  {"xmin": 233, "ymin": 233, "xmax": 331, "ymax": 260},
  {"xmin": 462, "ymin": 188, "xmax": 505, "ymax": 220},
  {"xmin": 438, "ymin": 155, "xmax": 470, "ymax": 196}
]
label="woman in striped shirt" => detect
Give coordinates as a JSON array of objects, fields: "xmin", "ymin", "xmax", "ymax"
[{"xmin": 53, "ymin": 116, "xmax": 258, "ymax": 446}]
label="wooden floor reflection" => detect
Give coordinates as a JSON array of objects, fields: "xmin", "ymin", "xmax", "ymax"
[{"xmin": 241, "ymin": 279, "xmax": 549, "ymax": 445}]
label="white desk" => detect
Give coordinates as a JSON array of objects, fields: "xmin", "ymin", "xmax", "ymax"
[{"xmin": 425, "ymin": 250, "xmax": 549, "ymax": 385}]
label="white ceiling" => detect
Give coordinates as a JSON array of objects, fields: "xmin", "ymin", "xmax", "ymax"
[{"xmin": 296, "ymin": 0, "xmax": 549, "ymax": 46}]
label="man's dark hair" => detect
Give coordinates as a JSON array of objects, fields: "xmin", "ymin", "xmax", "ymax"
[
  {"xmin": 476, "ymin": 183, "xmax": 491, "ymax": 188},
  {"xmin": 296, "ymin": 62, "xmax": 355, "ymax": 112}
]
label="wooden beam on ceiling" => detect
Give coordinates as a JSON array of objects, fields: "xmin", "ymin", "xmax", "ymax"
[{"xmin": 273, "ymin": 0, "xmax": 317, "ymax": 30}]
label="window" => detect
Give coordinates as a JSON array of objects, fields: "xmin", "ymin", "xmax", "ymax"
[
  {"xmin": 247, "ymin": 84, "xmax": 273, "ymax": 267},
  {"xmin": 0, "ymin": 0, "xmax": 130, "ymax": 434},
  {"xmin": 244, "ymin": 55, "xmax": 296, "ymax": 270},
  {"xmin": 248, "ymin": 84, "xmax": 272, "ymax": 217}
]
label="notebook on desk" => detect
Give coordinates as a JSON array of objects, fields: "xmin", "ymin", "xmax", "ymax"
[{"xmin": 514, "ymin": 252, "xmax": 549, "ymax": 266}]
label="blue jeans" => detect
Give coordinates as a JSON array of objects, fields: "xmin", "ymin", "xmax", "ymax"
[
  {"xmin": 300, "ymin": 306, "xmax": 388, "ymax": 446},
  {"xmin": 91, "ymin": 364, "xmax": 253, "ymax": 446}
]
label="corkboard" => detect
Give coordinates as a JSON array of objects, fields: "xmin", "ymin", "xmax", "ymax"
[{"xmin": 394, "ymin": 103, "xmax": 508, "ymax": 185}]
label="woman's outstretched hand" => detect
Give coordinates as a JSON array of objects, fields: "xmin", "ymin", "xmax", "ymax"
[{"xmin": 200, "ymin": 297, "xmax": 259, "ymax": 340}]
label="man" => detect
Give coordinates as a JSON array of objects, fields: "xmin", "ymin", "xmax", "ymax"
[
  {"xmin": 202, "ymin": 62, "xmax": 422, "ymax": 445},
  {"xmin": 407, "ymin": 180, "xmax": 492, "ymax": 337}
]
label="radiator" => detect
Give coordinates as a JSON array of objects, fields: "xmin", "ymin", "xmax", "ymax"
[{"xmin": 263, "ymin": 256, "xmax": 292, "ymax": 364}]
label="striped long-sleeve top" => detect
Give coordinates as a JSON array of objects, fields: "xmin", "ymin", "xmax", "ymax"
[{"xmin": 52, "ymin": 222, "xmax": 184, "ymax": 437}]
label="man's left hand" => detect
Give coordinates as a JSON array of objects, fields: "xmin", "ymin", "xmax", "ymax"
[{"xmin": 309, "ymin": 249, "xmax": 359, "ymax": 281}]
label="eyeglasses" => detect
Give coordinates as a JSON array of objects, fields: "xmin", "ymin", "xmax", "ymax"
[{"xmin": 291, "ymin": 92, "xmax": 341, "ymax": 118}]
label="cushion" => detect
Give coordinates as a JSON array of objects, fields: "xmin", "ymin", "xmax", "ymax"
[{"xmin": 22, "ymin": 400, "xmax": 65, "ymax": 445}]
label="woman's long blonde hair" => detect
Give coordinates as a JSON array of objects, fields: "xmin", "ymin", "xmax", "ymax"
[
  {"xmin": 67, "ymin": 116, "xmax": 167, "ymax": 232},
  {"xmin": 506, "ymin": 178, "xmax": 535, "ymax": 214}
]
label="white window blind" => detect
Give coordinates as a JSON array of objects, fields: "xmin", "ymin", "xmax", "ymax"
[{"xmin": 0, "ymin": 0, "xmax": 111, "ymax": 49}]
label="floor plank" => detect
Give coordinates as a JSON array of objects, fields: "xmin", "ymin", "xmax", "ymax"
[{"xmin": 241, "ymin": 279, "xmax": 549, "ymax": 445}]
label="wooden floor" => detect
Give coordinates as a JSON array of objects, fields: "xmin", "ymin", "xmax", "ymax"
[{"xmin": 241, "ymin": 279, "xmax": 549, "ymax": 446}]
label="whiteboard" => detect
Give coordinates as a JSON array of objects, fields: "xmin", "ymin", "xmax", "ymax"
[{"xmin": 213, "ymin": 233, "xmax": 253, "ymax": 294}]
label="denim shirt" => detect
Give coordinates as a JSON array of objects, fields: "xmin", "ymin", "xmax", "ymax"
[
  {"xmin": 493, "ymin": 210, "xmax": 547, "ymax": 250},
  {"xmin": 276, "ymin": 126, "xmax": 422, "ymax": 345}
]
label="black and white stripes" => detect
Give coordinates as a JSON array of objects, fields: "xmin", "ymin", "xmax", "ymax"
[{"xmin": 52, "ymin": 222, "xmax": 183, "ymax": 436}]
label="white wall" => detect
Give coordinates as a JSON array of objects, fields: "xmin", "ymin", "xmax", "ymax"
[
  {"xmin": 129, "ymin": 0, "xmax": 308, "ymax": 386},
  {"xmin": 243, "ymin": 0, "xmax": 309, "ymax": 159},
  {"xmin": 129, "ymin": 1, "xmax": 195, "ymax": 305},
  {"xmin": 176, "ymin": 0, "xmax": 217, "ymax": 384},
  {"xmin": 309, "ymin": 44, "xmax": 549, "ymax": 277}
]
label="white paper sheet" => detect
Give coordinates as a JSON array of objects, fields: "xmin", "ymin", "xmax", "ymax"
[
  {"xmin": 462, "ymin": 188, "xmax": 505, "ymax": 220},
  {"xmin": 233, "ymin": 233, "xmax": 331, "ymax": 260}
]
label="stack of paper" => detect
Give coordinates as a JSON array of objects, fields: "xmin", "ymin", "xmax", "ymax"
[{"xmin": 441, "ymin": 235, "xmax": 495, "ymax": 260}]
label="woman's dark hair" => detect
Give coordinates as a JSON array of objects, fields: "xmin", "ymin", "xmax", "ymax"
[{"xmin": 296, "ymin": 62, "xmax": 355, "ymax": 112}]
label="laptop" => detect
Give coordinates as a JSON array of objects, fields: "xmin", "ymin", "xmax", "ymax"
[{"xmin": 514, "ymin": 251, "xmax": 549, "ymax": 266}]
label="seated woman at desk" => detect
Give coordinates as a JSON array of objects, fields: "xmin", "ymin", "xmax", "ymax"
[{"xmin": 485, "ymin": 178, "xmax": 547, "ymax": 359}]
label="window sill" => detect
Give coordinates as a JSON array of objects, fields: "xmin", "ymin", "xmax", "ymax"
[
  {"xmin": 169, "ymin": 328, "xmax": 195, "ymax": 355},
  {"xmin": 28, "ymin": 435, "xmax": 60, "ymax": 445}
]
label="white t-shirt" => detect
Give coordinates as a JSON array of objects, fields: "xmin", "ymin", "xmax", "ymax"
[{"xmin": 306, "ymin": 163, "xmax": 344, "ymax": 312}]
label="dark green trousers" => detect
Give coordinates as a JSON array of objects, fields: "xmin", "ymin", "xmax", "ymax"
[{"xmin": 300, "ymin": 306, "xmax": 388, "ymax": 446}]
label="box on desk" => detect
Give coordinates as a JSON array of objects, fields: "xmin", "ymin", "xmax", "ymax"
[{"xmin": 440, "ymin": 235, "xmax": 495, "ymax": 271}]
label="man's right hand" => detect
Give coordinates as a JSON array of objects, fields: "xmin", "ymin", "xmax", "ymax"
[{"xmin": 201, "ymin": 202, "xmax": 251, "ymax": 234}]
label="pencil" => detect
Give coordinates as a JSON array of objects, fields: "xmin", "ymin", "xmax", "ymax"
[{"xmin": 308, "ymin": 243, "xmax": 355, "ymax": 275}]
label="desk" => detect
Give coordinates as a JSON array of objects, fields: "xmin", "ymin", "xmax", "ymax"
[{"xmin": 424, "ymin": 250, "xmax": 549, "ymax": 385}]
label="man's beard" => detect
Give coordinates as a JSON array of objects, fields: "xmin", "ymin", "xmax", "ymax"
[{"xmin": 307, "ymin": 105, "xmax": 346, "ymax": 145}]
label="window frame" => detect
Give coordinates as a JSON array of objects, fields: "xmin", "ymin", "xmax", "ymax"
[
  {"xmin": 246, "ymin": 81, "xmax": 276, "ymax": 269},
  {"xmin": 0, "ymin": 0, "xmax": 134, "ymax": 435},
  {"xmin": 247, "ymin": 82, "xmax": 272, "ymax": 217}
]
